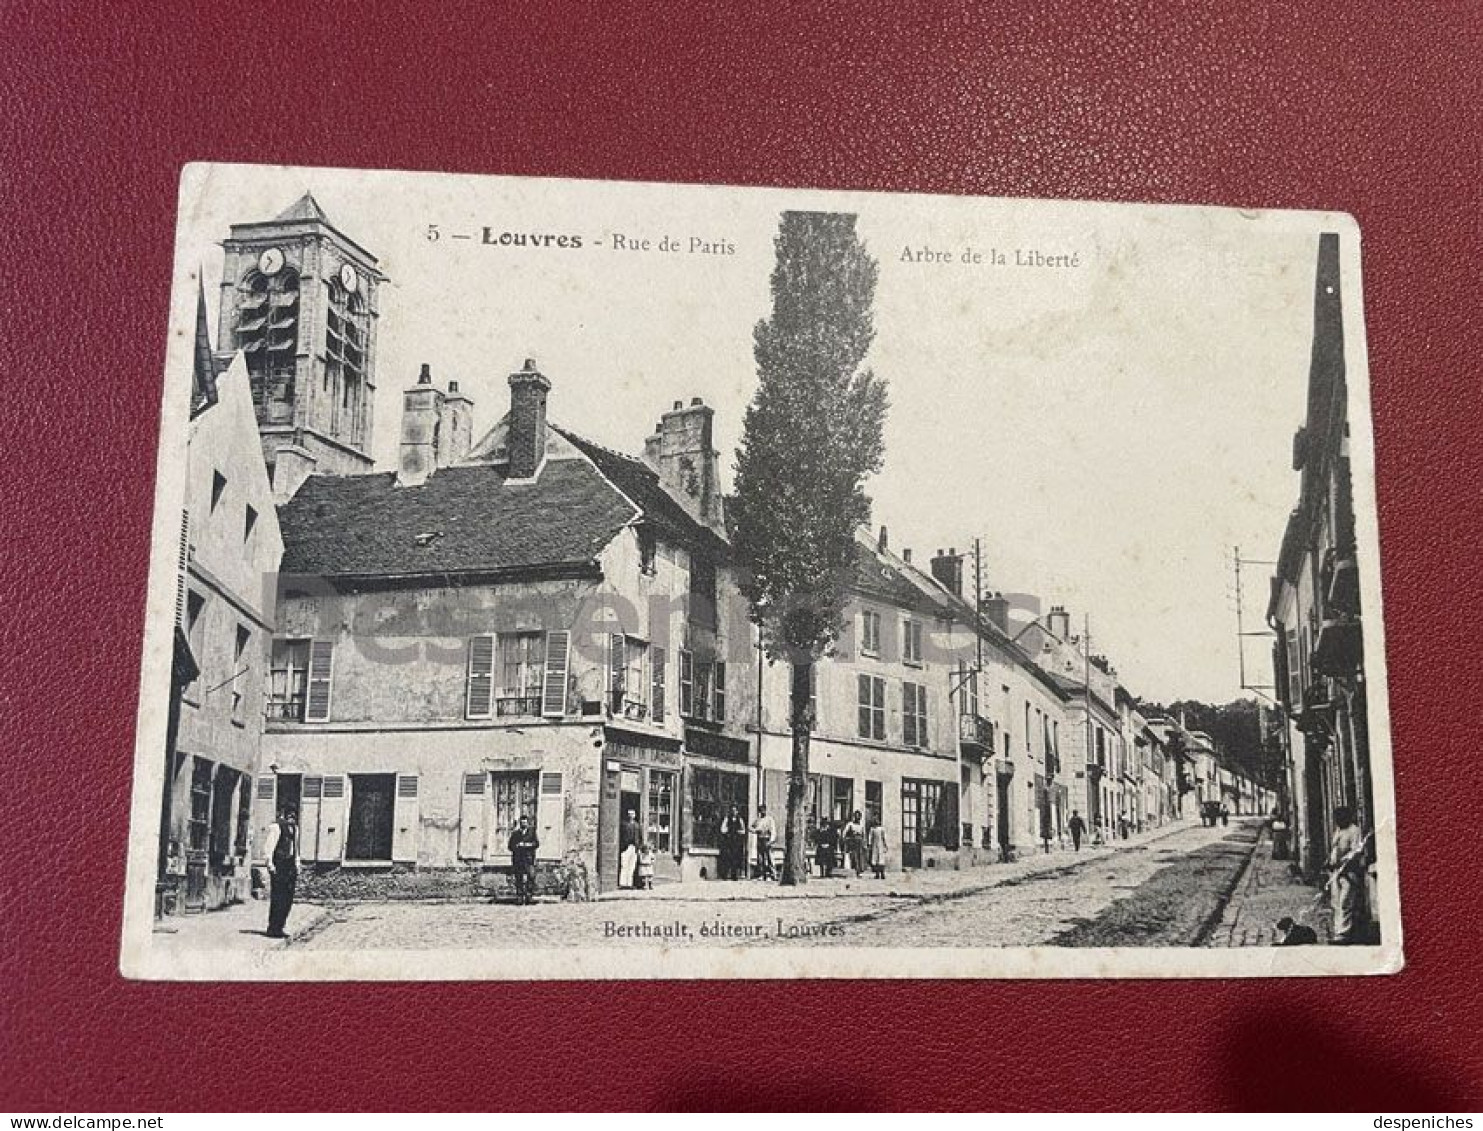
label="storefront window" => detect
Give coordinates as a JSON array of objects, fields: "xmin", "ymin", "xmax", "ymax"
[
  {"xmin": 647, "ymin": 770, "xmax": 675, "ymax": 853},
  {"xmin": 691, "ymin": 767, "xmax": 747, "ymax": 849}
]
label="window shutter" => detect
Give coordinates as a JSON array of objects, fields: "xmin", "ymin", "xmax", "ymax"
[
  {"xmin": 921, "ymin": 686, "xmax": 931, "ymax": 749},
  {"xmin": 713, "ymin": 661, "xmax": 726, "ymax": 722},
  {"xmin": 535, "ymin": 771, "xmax": 564, "ymax": 860},
  {"xmin": 458, "ymin": 772, "xmax": 488, "ymax": 859},
  {"xmin": 305, "ymin": 640, "xmax": 334, "ymax": 722},
  {"xmin": 392, "ymin": 774, "xmax": 420, "ymax": 861},
  {"xmin": 251, "ymin": 775, "xmax": 276, "ymax": 862},
  {"xmin": 298, "ymin": 775, "xmax": 323, "ymax": 861},
  {"xmin": 542, "ymin": 631, "xmax": 570, "ymax": 717},
  {"xmin": 317, "ymin": 775, "xmax": 346, "ymax": 861},
  {"xmin": 175, "ymin": 508, "xmax": 191, "ymax": 628},
  {"xmin": 609, "ymin": 633, "xmax": 625, "ymax": 709},
  {"xmin": 941, "ymin": 782, "xmax": 961, "ymax": 849},
  {"xmin": 651, "ymin": 647, "xmax": 666, "ymax": 722},
  {"xmin": 466, "ymin": 635, "xmax": 495, "ymax": 719},
  {"xmin": 679, "ymin": 650, "xmax": 694, "ymax": 718}
]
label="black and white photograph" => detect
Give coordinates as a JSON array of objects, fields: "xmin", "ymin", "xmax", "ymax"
[{"xmin": 121, "ymin": 163, "xmax": 1399, "ymax": 979}]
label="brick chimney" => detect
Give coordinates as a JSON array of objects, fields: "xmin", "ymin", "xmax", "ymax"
[
  {"xmin": 980, "ymin": 592, "xmax": 1011, "ymax": 633},
  {"xmin": 643, "ymin": 397, "xmax": 723, "ymax": 533},
  {"xmin": 506, "ymin": 358, "xmax": 550, "ymax": 480},
  {"xmin": 396, "ymin": 362, "xmax": 444, "ymax": 488},
  {"xmin": 439, "ymin": 378, "xmax": 474, "ymax": 466},
  {"xmin": 1046, "ymin": 604, "xmax": 1071, "ymax": 640},
  {"xmin": 929, "ymin": 548, "xmax": 964, "ymax": 596}
]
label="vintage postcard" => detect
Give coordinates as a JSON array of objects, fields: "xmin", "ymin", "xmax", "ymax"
[{"xmin": 120, "ymin": 163, "xmax": 1400, "ymax": 979}]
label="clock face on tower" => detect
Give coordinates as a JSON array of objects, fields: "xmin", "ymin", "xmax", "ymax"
[
  {"xmin": 257, "ymin": 246, "xmax": 284, "ymax": 276},
  {"xmin": 339, "ymin": 262, "xmax": 359, "ymax": 293}
]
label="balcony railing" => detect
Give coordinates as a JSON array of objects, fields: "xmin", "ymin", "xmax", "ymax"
[
  {"xmin": 496, "ymin": 696, "xmax": 542, "ymax": 718},
  {"xmin": 958, "ymin": 712, "xmax": 994, "ymax": 751},
  {"xmin": 266, "ymin": 698, "xmax": 305, "ymax": 723}
]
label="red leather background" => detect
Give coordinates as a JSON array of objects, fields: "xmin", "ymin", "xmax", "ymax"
[{"xmin": 3, "ymin": 1, "xmax": 1481, "ymax": 1112}]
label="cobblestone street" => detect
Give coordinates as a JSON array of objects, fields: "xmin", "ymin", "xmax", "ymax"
[{"xmin": 270, "ymin": 817, "xmax": 1290, "ymax": 952}]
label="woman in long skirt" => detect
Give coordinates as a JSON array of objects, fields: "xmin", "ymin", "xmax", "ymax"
[{"xmin": 867, "ymin": 821, "xmax": 888, "ymax": 879}]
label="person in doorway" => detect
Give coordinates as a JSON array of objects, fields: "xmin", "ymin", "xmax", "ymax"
[
  {"xmin": 867, "ymin": 820, "xmax": 888, "ymax": 879},
  {"xmin": 619, "ymin": 807, "xmax": 641, "ymax": 889},
  {"xmin": 751, "ymin": 804, "xmax": 777, "ymax": 880},
  {"xmin": 842, "ymin": 810, "xmax": 865, "ymax": 876},
  {"xmin": 508, "ymin": 814, "xmax": 540, "ymax": 905},
  {"xmin": 719, "ymin": 804, "xmax": 747, "ymax": 880},
  {"xmin": 1220, "ymin": 805, "xmax": 1231, "ymax": 828},
  {"xmin": 1326, "ymin": 806, "xmax": 1367, "ymax": 945},
  {"xmin": 814, "ymin": 817, "xmax": 839, "ymax": 878},
  {"xmin": 263, "ymin": 804, "xmax": 301, "ymax": 939},
  {"xmin": 1068, "ymin": 810, "xmax": 1086, "ymax": 852}
]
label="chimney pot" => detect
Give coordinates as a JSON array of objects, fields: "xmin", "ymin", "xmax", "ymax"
[
  {"xmin": 448, "ymin": 379, "xmax": 459, "ymax": 394},
  {"xmin": 878, "ymin": 525, "xmax": 888, "ymax": 551},
  {"xmin": 691, "ymin": 396, "xmax": 703, "ymax": 406},
  {"xmin": 418, "ymin": 363, "xmax": 432, "ymax": 384},
  {"xmin": 673, "ymin": 400, "xmax": 683, "ymax": 411},
  {"xmin": 903, "ymin": 548, "xmax": 912, "ymax": 563},
  {"xmin": 506, "ymin": 360, "xmax": 551, "ymax": 479}
]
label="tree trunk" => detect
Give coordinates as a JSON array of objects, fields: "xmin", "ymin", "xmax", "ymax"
[{"xmin": 780, "ymin": 658, "xmax": 814, "ymax": 886}]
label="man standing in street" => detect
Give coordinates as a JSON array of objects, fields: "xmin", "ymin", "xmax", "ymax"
[
  {"xmin": 1068, "ymin": 810, "xmax": 1086, "ymax": 852},
  {"xmin": 508, "ymin": 813, "xmax": 540, "ymax": 905},
  {"xmin": 263, "ymin": 804, "xmax": 301, "ymax": 939},
  {"xmin": 751, "ymin": 804, "xmax": 777, "ymax": 880}
]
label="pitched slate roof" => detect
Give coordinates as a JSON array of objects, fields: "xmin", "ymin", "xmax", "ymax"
[
  {"xmin": 849, "ymin": 540, "xmax": 947, "ymax": 617},
  {"xmin": 273, "ymin": 192, "xmax": 331, "ymax": 224},
  {"xmin": 553, "ymin": 426, "xmax": 729, "ymax": 558},
  {"xmin": 190, "ymin": 277, "xmax": 220, "ymax": 419},
  {"xmin": 278, "ymin": 458, "xmax": 636, "ymax": 579}
]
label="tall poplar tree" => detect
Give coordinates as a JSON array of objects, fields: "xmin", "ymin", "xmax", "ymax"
[{"xmin": 731, "ymin": 211, "xmax": 887, "ymax": 885}]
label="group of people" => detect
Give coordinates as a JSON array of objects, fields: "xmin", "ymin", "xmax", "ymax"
[{"xmin": 708, "ymin": 804, "xmax": 891, "ymax": 882}]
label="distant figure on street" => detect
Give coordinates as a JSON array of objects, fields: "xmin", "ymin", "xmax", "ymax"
[
  {"xmin": 867, "ymin": 821, "xmax": 888, "ymax": 879},
  {"xmin": 1118, "ymin": 815, "xmax": 1129, "ymax": 840},
  {"xmin": 1220, "ymin": 805, "xmax": 1230, "ymax": 827},
  {"xmin": 1327, "ymin": 806, "xmax": 1367, "ymax": 944},
  {"xmin": 508, "ymin": 814, "xmax": 540, "ymax": 905},
  {"xmin": 843, "ymin": 810, "xmax": 865, "ymax": 876},
  {"xmin": 815, "ymin": 818, "xmax": 839, "ymax": 878},
  {"xmin": 751, "ymin": 805, "xmax": 777, "ymax": 880},
  {"xmin": 263, "ymin": 804, "xmax": 301, "ymax": 939},
  {"xmin": 619, "ymin": 807, "xmax": 641, "ymax": 888},
  {"xmin": 1274, "ymin": 915, "xmax": 1319, "ymax": 946},
  {"xmin": 1068, "ymin": 811, "xmax": 1086, "ymax": 851},
  {"xmin": 719, "ymin": 804, "xmax": 748, "ymax": 880}
]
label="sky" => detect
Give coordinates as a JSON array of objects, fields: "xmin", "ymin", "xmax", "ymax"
[{"xmin": 172, "ymin": 164, "xmax": 1347, "ymax": 705}]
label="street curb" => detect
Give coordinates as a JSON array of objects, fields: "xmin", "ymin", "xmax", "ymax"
[{"xmin": 1192, "ymin": 821, "xmax": 1269, "ymax": 947}]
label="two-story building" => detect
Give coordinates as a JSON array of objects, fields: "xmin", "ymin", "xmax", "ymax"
[
  {"xmin": 159, "ymin": 286, "xmax": 284, "ymax": 915},
  {"xmin": 259, "ymin": 362, "xmax": 755, "ymax": 897}
]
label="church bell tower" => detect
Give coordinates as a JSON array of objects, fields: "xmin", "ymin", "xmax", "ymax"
[{"xmin": 218, "ymin": 193, "xmax": 383, "ymax": 497}]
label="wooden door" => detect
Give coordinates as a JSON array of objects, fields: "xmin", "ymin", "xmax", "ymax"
[{"xmin": 346, "ymin": 773, "xmax": 395, "ymax": 861}]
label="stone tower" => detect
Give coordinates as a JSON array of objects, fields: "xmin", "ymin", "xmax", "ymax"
[{"xmin": 218, "ymin": 193, "xmax": 383, "ymax": 498}]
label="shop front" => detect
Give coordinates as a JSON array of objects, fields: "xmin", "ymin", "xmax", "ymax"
[
  {"xmin": 681, "ymin": 726, "xmax": 754, "ymax": 882},
  {"xmin": 597, "ymin": 728, "xmax": 684, "ymax": 892}
]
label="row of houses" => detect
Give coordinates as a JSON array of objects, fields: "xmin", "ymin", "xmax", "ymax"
[{"xmin": 154, "ymin": 196, "xmax": 1272, "ymax": 912}]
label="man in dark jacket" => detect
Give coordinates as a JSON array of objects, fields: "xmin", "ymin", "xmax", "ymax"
[
  {"xmin": 508, "ymin": 814, "xmax": 540, "ymax": 905},
  {"xmin": 1068, "ymin": 810, "xmax": 1087, "ymax": 852},
  {"xmin": 263, "ymin": 804, "xmax": 301, "ymax": 938}
]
